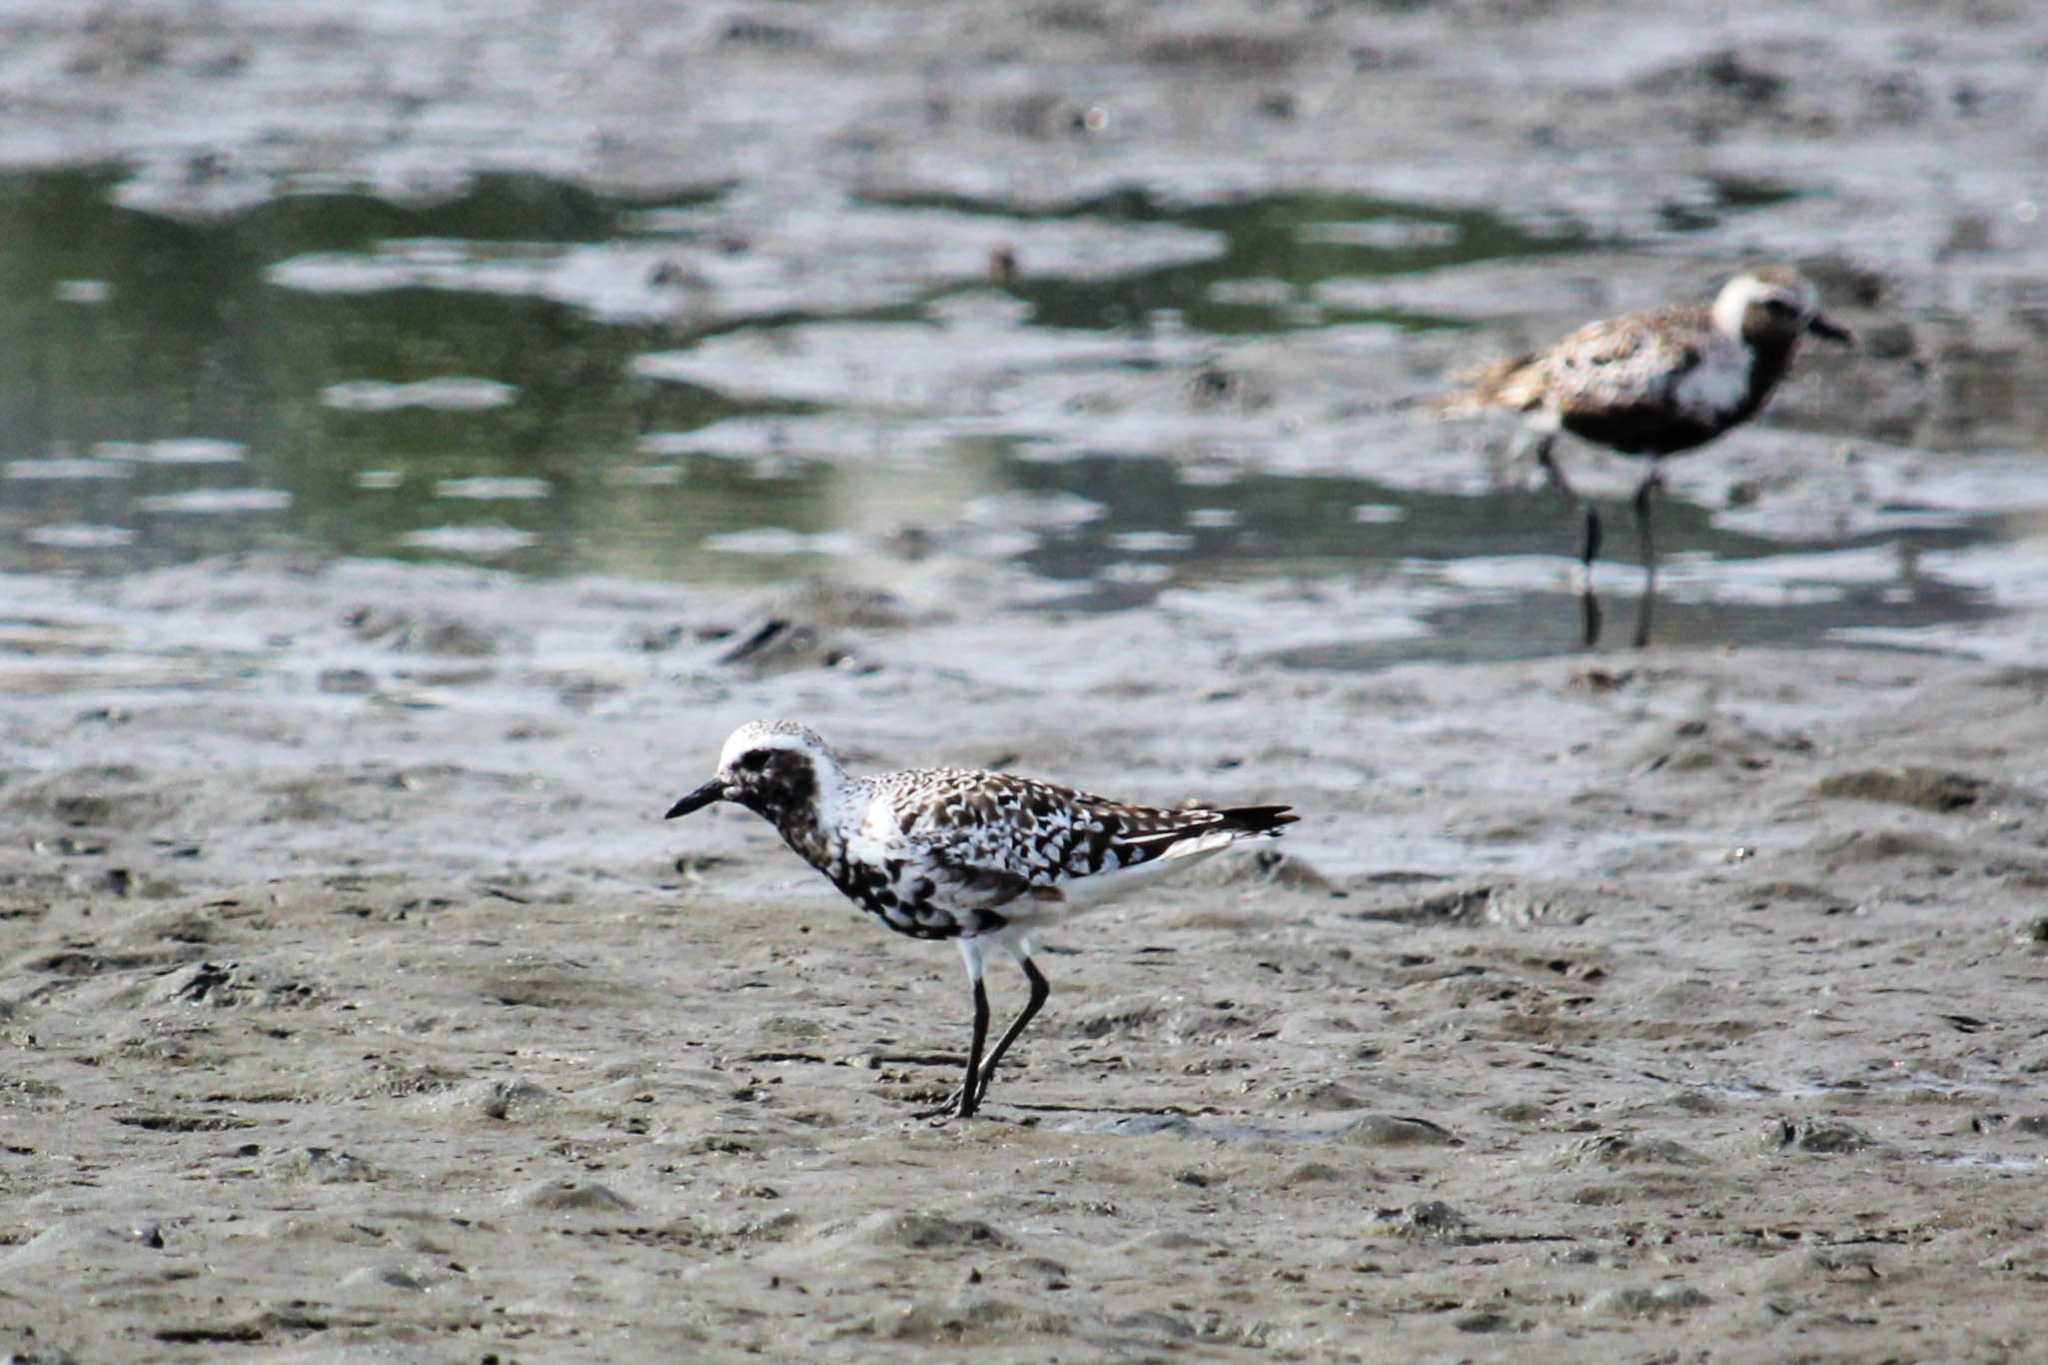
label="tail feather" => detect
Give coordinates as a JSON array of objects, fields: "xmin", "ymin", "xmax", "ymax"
[
  {"xmin": 1433, "ymin": 354, "xmax": 1546, "ymax": 416},
  {"xmin": 1122, "ymin": 804, "xmax": 1299, "ymax": 860},
  {"xmin": 1214, "ymin": 804, "xmax": 1298, "ymax": 836}
]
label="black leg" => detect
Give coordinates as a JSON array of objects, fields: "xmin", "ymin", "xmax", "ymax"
[
  {"xmin": 958, "ymin": 978, "xmax": 990, "ymax": 1119},
  {"xmin": 970, "ymin": 958, "xmax": 1050, "ymax": 1109},
  {"xmin": 913, "ymin": 977, "xmax": 990, "ymax": 1122},
  {"xmin": 1580, "ymin": 501, "xmax": 1604, "ymax": 648},
  {"xmin": 1537, "ymin": 435, "xmax": 1603, "ymax": 647},
  {"xmin": 1632, "ymin": 469, "xmax": 1661, "ymax": 649}
]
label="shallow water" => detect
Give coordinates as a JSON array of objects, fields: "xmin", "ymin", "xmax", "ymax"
[
  {"xmin": 0, "ymin": 167, "xmax": 2035, "ymax": 659},
  {"xmin": 858, "ymin": 184, "xmax": 1583, "ymax": 333}
]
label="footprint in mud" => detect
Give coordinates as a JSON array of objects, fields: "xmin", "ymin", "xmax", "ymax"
[
  {"xmin": 1276, "ymin": 1079, "xmax": 1373, "ymax": 1112},
  {"xmin": 10, "ymin": 765, "xmax": 166, "ymax": 831},
  {"xmin": 342, "ymin": 605, "xmax": 502, "ymax": 656},
  {"xmin": 851, "ymin": 1210, "xmax": 1012, "ymax": 1251},
  {"xmin": 1338, "ymin": 1114, "xmax": 1462, "ymax": 1149},
  {"xmin": 266, "ymin": 1146, "xmax": 383, "ymax": 1184},
  {"xmin": 143, "ymin": 960, "xmax": 322, "ymax": 1010},
  {"xmin": 1632, "ymin": 717, "xmax": 1811, "ymax": 778},
  {"xmin": 861, "ymin": 1296, "xmax": 1072, "ymax": 1345},
  {"xmin": 422, "ymin": 1077, "xmax": 559, "ymax": 1123},
  {"xmin": 515, "ymin": 1178, "xmax": 635, "ymax": 1212},
  {"xmin": 702, "ymin": 614, "xmax": 872, "ymax": 676},
  {"xmin": 1550, "ymin": 1131, "xmax": 1708, "ymax": 1168},
  {"xmin": 339, "ymin": 1262, "xmax": 436, "ymax": 1293},
  {"xmin": 1814, "ymin": 765, "xmax": 2017, "ymax": 814},
  {"xmin": 753, "ymin": 1210, "xmax": 1024, "ymax": 1309},
  {"xmin": 679, "ymin": 579, "xmax": 916, "ymax": 675},
  {"xmin": 1178, "ymin": 845, "xmax": 1336, "ymax": 892},
  {"xmin": 1348, "ymin": 883, "xmax": 1596, "ymax": 927},
  {"xmin": 1764, "ymin": 1117, "xmax": 1884, "ymax": 1155},
  {"xmin": 1361, "ymin": 1199, "xmax": 1474, "ymax": 1241},
  {"xmin": 1583, "ymin": 1284, "xmax": 1711, "ymax": 1318},
  {"xmin": 1044, "ymin": 1109, "xmax": 1459, "ymax": 1148},
  {"xmin": 1804, "ymin": 826, "xmax": 1971, "ymax": 870}
]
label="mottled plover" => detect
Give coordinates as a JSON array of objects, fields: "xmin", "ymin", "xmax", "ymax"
[
  {"xmin": 665, "ymin": 720, "xmax": 1298, "ymax": 1121},
  {"xmin": 1440, "ymin": 267, "xmax": 1853, "ymax": 646}
]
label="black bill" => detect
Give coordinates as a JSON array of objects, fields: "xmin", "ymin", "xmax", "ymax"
[
  {"xmin": 1807, "ymin": 313, "xmax": 1854, "ymax": 345},
  {"xmin": 664, "ymin": 779, "xmax": 727, "ymax": 819}
]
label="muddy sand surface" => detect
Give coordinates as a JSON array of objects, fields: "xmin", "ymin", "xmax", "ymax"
[{"xmin": 6, "ymin": 2, "xmax": 2048, "ymax": 1362}]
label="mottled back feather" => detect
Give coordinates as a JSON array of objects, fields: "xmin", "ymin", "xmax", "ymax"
[{"xmin": 1536, "ymin": 306, "xmax": 1709, "ymax": 414}]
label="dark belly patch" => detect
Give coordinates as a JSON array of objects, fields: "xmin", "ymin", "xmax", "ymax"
[{"xmin": 828, "ymin": 860, "xmax": 999, "ymax": 941}]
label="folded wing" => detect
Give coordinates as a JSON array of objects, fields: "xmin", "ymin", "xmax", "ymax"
[{"xmin": 884, "ymin": 770, "xmax": 1296, "ymax": 905}]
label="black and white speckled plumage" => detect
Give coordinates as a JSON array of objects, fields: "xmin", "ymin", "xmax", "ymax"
[
  {"xmin": 664, "ymin": 720, "xmax": 1297, "ymax": 1120},
  {"xmin": 1437, "ymin": 267, "xmax": 1854, "ymax": 647}
]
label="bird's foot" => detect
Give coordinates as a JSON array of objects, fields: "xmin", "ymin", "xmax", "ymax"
[
  {"xmin": 911, "ymin": 1071, "xmax": 998, "ymax": 1123},
  {"xmin": 913, "ymin": 1085, "xmax": 975, "ymax": 1124}
]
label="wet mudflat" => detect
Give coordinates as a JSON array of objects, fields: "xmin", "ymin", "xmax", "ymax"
[{"xmin": 4, "ymin": 2, "xmax": 2048, "ymax": 1362}]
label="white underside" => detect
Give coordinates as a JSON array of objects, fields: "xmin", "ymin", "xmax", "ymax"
[
  {"xmin": 999, "ymin": 837, "xmax": 1240, "ymax": 927},
  {"xmin": 954, "ymin": 839, "xmax": 1245, "ymax": 981},
  {"xmin": 1671, "ymin": 345, "xmax": 1751, "ymax": 423}
]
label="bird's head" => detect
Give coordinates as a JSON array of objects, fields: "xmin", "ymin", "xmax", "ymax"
[
  {"xmin": 665, "ymin": 720, "xmax": 841, "ymax": 823},
  {"xmin": 1716, "ymin": 267, "xmax": 1854, "ymax": 349}
]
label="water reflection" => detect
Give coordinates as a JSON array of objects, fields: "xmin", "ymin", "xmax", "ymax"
[
  {"xmin": 0, "ymin": 168, "xmax": 1588, "ymax": 580},
  {"xmin": 860, "ymin": 186, "xmax": 1588, "ymax": 333},
  {"xmin": 0, "ymin": 167, "xmax": 2034, "ymax": 659}
]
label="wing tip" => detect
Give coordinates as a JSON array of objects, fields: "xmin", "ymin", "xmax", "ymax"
[{"xmin": 1219, "ymin": 804, "xmax": 1298, "ymax": 836}]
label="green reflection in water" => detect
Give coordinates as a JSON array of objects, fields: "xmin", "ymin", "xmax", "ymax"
[
  {"xmin": 0, "ymin": 167, "xmax": 817, "ymax": 581},
  {"xmin": 8, "ymin": 171, "xmax": 1588, "ymax": 579},
  {"xmin": 860, "ymin": 186, "xmax": 1586, "ymax": 333},
  {"xmin": 1657, "ymin": 176, "xmax": 1801, "ymax": 234}
]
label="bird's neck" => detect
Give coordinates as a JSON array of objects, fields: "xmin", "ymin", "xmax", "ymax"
[
  {"xmin": 759, "ymin": 766, "xmax": 859, "ymax": 874},
  {"xmin": 1740, "ymin": 334, "xmax": 1799, "ymax": 419}
]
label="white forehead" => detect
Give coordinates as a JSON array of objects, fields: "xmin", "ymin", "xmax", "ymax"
[
  {"xmin": 1721, "ymin": 270, "xmax": 1818, "ymax": 314},
  {"xmin": 718, "ymin": 719, "xmax": 829, "ymax": 768}
]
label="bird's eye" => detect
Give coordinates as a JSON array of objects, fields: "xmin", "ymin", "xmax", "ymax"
[{"xmin": 735, "ymin": 749, "xmax": 771, "ymax": 773}]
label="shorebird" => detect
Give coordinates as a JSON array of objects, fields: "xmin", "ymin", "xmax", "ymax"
[
  {"xmin": 664, "ymin": 720, "xmax": 1297, "ymax": 1121},
  {"xmin": 1439, "ymin": 267, "xmax": 1853, "ymax": 647}
]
